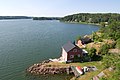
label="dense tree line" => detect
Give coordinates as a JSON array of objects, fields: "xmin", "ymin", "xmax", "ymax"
[
  {"xmin": 33, "ymin": 17, "xmax": 60, "ymax": 20},
  {"xmin": 101, "ymin": 21, "xmax": 120, "ymax": 40},
  {"xmin": 60, "ymin": 13, "xmax": 120, "ymax": 25},
  {"xmin": 0, "ymin": 16, "xmax": 31, "ymax": 19},
  {"xmin": 100, "ymin": 21, "xmax": 120, "ymax": 47}
]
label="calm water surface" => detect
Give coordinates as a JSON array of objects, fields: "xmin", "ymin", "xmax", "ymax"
[{"xmin": 0, "ymin": 20, "xmax": 99, "ymax": 80}]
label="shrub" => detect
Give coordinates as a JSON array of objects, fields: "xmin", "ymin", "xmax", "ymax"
[
  {"xmin": 99, "ymin": 44, "xmax": 110, "ymax": 55},
  {"xmin": 116, "ymin": 38, "xmax": 120, "ymax": 49},
  {"xmin": 88, "ymin": 47, "xmax": 96, "ymax": 58},
  {"xmin": 98, "ymin": 38, "xmax": 103, "ymax": 42}
]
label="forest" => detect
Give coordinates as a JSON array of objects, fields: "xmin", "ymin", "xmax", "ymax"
[
  {"xmin": 60, "ymin": 13, "xmax": 120, "ymax": 26},
  {"xmin": 33, "ymin": 17, "xmax": 60, "ymax": 20},
  {"xmin": 0, "ymin": 16, "xmax": 31, "ymax": 19}
]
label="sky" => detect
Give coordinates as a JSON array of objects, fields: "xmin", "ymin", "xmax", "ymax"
[{"xmin": 0, "ymin": 0, "xmax": 120, "ymax": 17}]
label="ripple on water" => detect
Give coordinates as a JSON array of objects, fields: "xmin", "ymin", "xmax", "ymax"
[{"xmin": 0, "ymin": 20, "xmax": 99, "ymax": 80}]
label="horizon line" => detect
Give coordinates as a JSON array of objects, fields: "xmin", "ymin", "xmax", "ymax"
[{"xmin": 0, "ymin": 12, "xmax": 120, "ymax": 17}]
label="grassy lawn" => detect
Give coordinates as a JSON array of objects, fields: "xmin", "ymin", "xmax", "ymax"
[
  {"xmin": 69, "ymin": 61, "xmax": 104, "ymax": 80},
  {"xmin": 45, "ymin": 61, "xmax": 104, "ymax": 80}
]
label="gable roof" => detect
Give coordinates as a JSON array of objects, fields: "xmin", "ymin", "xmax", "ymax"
[{"xmin": 62, "ymin": 42, "xmax": 76, "ymax": 52}]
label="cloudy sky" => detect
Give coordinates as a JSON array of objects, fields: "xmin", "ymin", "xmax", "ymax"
[{"xmin": 0, "ymin": 0, "xmax": 120, "ymax": 17}]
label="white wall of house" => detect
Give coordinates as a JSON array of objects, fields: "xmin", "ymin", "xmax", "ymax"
[{"xmin": 61, "ymin": 47, "xmax": 68, "ymax": 62}]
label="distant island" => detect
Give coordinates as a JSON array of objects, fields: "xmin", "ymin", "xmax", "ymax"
[
  {"xmin": 33, "ymin": 17, "xmax": 61, "ymax": 20},
  {"xmin": 0, "ymin": 16, "xmax": 61, "ymax": 20},
  {"xmin": 0, "ymin": 16, "xmax": 32, "ymax": 20}
]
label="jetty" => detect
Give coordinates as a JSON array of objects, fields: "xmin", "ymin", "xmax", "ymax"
[
  {"xmin": 27, "ymin": 60, "xmax": 71, "ymax": 75},
  {"xmin": 27, "ymin": 60, "xmax": 98, "ymax": 78}
]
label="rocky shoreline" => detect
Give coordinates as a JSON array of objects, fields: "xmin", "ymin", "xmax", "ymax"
[{"xmin": 27, "ymin": 60, "xmax": 71, "ymax": 75}]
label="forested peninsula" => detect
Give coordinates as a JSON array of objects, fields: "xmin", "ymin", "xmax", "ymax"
[{"xmin": 60, "ymin": 13, "xmax": 120, "ymax": 26}]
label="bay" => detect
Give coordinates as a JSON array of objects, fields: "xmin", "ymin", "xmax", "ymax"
[{"xmin": 0, "ymin": 19, "xmax": 99, "ymax": 80}]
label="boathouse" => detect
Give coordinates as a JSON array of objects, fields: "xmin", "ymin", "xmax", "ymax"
[{"xmin": 61, "ymin": 42, "xmax": 83, "ymax": 62}]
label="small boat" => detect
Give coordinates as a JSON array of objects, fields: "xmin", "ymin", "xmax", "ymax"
[{"xmin": 76, "ymin": 66, "xmax": 83, "ymax": 75}]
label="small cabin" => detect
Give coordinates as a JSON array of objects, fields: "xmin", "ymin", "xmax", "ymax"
[{"xmin": 61, "ymin": 42, "xmax": 83, "ymax": 62}]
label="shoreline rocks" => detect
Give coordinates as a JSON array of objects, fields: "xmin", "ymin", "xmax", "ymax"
[{"xmin": 27, "ymin": 60, "xmax": 71, "ymax": 75}]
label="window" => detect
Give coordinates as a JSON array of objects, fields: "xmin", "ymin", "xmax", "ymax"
[
  {"xmin": 73, "ymin": 49, "xmax": 77, "ymax": 52},
  {"xmin": 83, "ymin": 53, "xmax": 87, "ymax": 56},
  {"xmin": 70, "ymin": 55, "xmax": 74, "ymax": 58},
  {"xmin": 78, "ymin": 54, "xmax": 80, "ymax": 57}
]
